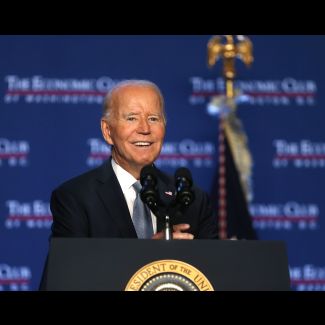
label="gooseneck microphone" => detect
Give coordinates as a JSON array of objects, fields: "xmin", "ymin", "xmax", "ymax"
[
  {"xmin": 174, "ymin": 167, "xmax": 195, "ymax": 208},
  {"xmin": 140, "ymin": 165, "xmax": 159, "ymax": 214},
  {"xmin": 139, "ymin": 165, "xmax": 195, "ymax": 240}
]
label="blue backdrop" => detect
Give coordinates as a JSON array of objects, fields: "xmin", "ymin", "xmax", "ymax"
[{"xmin": 1, "ymin": 35, "xmax": 324, "ymax": 291}]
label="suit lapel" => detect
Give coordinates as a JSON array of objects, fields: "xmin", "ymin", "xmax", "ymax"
[
  {"xmin": 94, "ymin": 161, "xmax": 179, "ymax": 236},
  {"xmin": 96, "ymin": 160, "xmax": 137, "ymax": 238},
  {"xmin": 156, "ymin": 171, "xmax": 176, "ymax": 206}
]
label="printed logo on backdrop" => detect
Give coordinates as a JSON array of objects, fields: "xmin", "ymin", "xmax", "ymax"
[
  {"xmin": 0, "ymin": 138, "xmax": 29, "ymax": 167},
  {"xmin": 3, "ymin": 75, "xmax": 121, "ymax": 105},
  {"xmin": 0, "ymin": 264, "xmax": 31, "ymax": 291},
  {"xmin": 156, "ymin": 139, "xmax": 215, "ymax": 169},
  {"xmin": 273, "ymin": 139, "xmax": 325, "ymax": 168},
  {"xmin": 250, "ymin": 201, "xmax": 319, "ymax": 230},
  {"xmin": 4, "ymin": 200, "xmax": 52, "ymax": 229},
  {"xmin": 290, "ymin": 265, "xmax": 325, "ymax": 291},
  {"xmin": 189, "ymin": 77, "xmax": 317, "ymax": 108},
  {"xmin": 87, "ymin": 138, "xmax": 112, "ymax": 167},
  {"xmin": 86, "ymin": 138, "xmax": 216, "ymax": 169}
]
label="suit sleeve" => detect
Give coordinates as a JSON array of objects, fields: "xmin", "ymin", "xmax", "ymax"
[
  {"xmin": 50, "ymin": 187, "xmax": 89, "ymax": 237},
  {"xmin": 195, "ymin": 190, "xmax": 219, "ymax": 239}
]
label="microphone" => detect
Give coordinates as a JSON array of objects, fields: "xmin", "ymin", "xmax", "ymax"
[
  {"xmin": 140, "ymin": 165, "xmax": 159, "ymax": 213},
  {"xmin": 174, "ymin": 167, "xmax": 195, "ymax": 208}
]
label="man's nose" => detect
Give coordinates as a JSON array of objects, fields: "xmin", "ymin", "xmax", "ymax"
[{"xmin": 137, "ymin": 118, "xmax": 150, "ymax": 133}]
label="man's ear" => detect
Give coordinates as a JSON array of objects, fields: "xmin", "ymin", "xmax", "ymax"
[{"xmin": 101, "ymin": 118, "xmax": 113, "ymax": 145}]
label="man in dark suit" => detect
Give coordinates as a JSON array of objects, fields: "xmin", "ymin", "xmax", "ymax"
[
  {"xmin": 51, "ymin": 158, "xmax": 218, "ymax": 239},
  {"xmin": 50, "ymin": 79, "xmax": 218, "ymax": 240},
  {"xmin": 40, "ymin": 80, "xmax": 218, "ymax": 289}
]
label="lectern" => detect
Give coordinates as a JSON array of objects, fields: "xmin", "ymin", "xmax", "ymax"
[{"xmin": 45, "ymin": 238, "xmax": 290, "ymax": 291}]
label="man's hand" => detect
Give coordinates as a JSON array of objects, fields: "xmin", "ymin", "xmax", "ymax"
[{"xmin": 152, "ymin": 223, "xmax": 194, "ymax": 240}]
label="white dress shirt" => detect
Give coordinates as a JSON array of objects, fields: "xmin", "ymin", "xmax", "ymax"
[{"xmin": 111, "ymin": 159, "xmax": 157, "ymax": 234}]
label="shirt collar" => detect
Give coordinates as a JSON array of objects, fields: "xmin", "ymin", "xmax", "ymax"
[{"xmin": 111, "ymin": 158, "xmax": 137, "ymax": 193}]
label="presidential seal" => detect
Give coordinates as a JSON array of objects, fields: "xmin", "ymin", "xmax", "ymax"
[{"xmin": 125, "ymin": 259, "xmax": 214, "ymax": 291}]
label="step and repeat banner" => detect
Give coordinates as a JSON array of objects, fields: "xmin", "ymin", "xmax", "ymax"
[{"xmin": 0, "ymin": 35, "xmax": 324, "ymax": 291}]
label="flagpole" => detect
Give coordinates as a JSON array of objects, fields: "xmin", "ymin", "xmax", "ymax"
[{"xmin": 207, "ymin": 35, "xmax": 254, "ymax": 239}]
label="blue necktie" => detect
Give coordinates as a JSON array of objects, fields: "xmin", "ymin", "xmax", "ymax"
[{"xmin": 132, "ymin": 181, "xmax": 154, "ymax": 239}]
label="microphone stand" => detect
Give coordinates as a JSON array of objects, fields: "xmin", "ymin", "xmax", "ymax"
[
  {"xmin": 164, "ymin": 215, "xmax": 173, "ymax": 240},
  {"xmin": 146, "ymin": 202, "xmax": 173, "ymax": 240}
]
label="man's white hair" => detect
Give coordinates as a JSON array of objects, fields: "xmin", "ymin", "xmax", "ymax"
[{"xmin": 102, "ymin": 79, "xmax": 166, "ymax": 124}]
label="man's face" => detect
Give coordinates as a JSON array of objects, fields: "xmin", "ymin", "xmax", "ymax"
[{"xmin": 101, "ymin": 85, "xmax": 165, "ymax": 177}]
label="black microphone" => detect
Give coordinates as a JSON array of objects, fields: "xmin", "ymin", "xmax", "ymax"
[
  {"xmin": 140, "ymin": 165, "xmax": 159, "ymax": 213},
  {"xmin": 174, "ymin": 167, "xmax": 195, "ymax": 207}
]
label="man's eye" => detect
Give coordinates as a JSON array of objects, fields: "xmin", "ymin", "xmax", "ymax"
[
  {"xmin": 126, "ymin": 116, "xmax": 137, "ymax": 121},
  {"xmin": 149, "ymin": 116, "xmax": 159, "ymax": 122}
]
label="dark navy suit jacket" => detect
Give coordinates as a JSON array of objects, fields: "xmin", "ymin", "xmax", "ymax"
[{"xmin": 50, "ymin": 159, "xmax": 218, "ymax": 239}]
